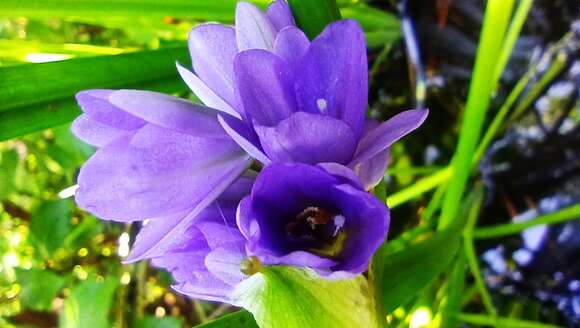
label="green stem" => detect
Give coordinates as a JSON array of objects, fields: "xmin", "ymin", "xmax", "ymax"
[
  {"xmin": 462, "ymin": 189, "xmax": 497, "ymax": 317},
  {"xmin": 439, "ymin": 0, "xmax": 515, "ymax": 229},
  {"xmin": 492, "ymin": 0, "xmax": 534, "ymax": 89},
  {"xmin": 456, "ymin": 313, "xmax": 563, "ymax": 328},
  {"xmin": 473, "ymin": 203, "xmax": 580, "ymax": 239}
]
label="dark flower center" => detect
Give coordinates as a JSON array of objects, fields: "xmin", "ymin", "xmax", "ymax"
[{"xmin": 285, "ymin": 206, "xmax": 347, "ymax": 258}]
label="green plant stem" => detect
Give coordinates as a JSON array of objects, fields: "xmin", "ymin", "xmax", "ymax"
[
  {"xmin": 456, "ymin": 313, "xmax": 563, "ymax": 328},
  {"xmin": 473, "ymin": 203, "xmax": 580, "ymax": 239},
  {"xmin": 386, "ymin": 167, "xmax": 452, "ymax": 208},
  {"xmin": 134, "ymin": 260, "xmax": 148, "ymax": 322},
  {"xmin": 462, "ymin": 188, "xmax": 497, "ymax": 317},
  {"xmin": 508, "ymin": 51, "xmax": 569, "ymax": 122},
  {"xmin": 493, "ymin": 0, "xmax": 534, "ymax": 89},
  {"xmin": 439, "ymin": 0, "xmax": 515, "ymax": 229}
]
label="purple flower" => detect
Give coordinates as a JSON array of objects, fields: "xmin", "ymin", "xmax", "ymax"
[
  {"xmin": 71, "ymin": 90, "xmax": 250, "ymax": 222},
  {"xmin": 178, "ymin": 1, "xmax": 428, "ymax": 189},
  {"xmin": 128, "ymin": 174, "xmax": 255, "ymax": 302},
  {"xmin": 238, "ymin": 163, "xmax": 388, "ymax": 276},
  {"xmin": 142, "ymin": 163, "xmax": 387, "ymax": 302}
]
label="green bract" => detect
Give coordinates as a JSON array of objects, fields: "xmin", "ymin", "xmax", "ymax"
[{"xmin": 232, "ymin": 267, "xmax": 378, "ymax": 328}]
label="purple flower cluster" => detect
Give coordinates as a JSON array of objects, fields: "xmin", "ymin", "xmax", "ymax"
[{"xmin": 72, "ymin": 0, "xmax": 427, "ymax": 303}]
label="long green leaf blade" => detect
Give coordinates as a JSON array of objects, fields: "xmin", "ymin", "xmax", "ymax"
[
  {"xmin": 0, "ymin": 47, "xmax": 189, "ymax": 140},
  {"xmin": 288, "ymin": 0, "xmax": 341, "ymax": 39}
]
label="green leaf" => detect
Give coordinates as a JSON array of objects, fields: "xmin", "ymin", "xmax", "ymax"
[
  {"xmin": 372, "ymin": 226, "xmax": 461, "ymax": 316},
  {"xmin": 135, "ymin": 315, "xmax": 183, "ymax": 328},
  {"xmin": 232, "ymin": 266, "xmax": 377, "ymax": 328},
  {"xmin": 0, "ymin": 149, "xmax": 19, "ymax": 199},
  {"xmin": 439, "ymin": 0, "xmax": 516, "ymax": 228},
  {"xmin": 15, "ymin": 268, "xmax": 66, "ymax": 311},
  {"xmin": 30, "ymin": 200, "xmax": 73, "ymax": 256},
  {"xmin": 0, "ymin": 47, "xmax": 189, "ymax": 141},
  {"xmin": 59, "ymin": 276, "xmax": 119, "ymax": 328},
  {"xmin": 288, "ymin": 0, "xmax": 341, "ymax": 39},
  {"xmin": 196, "ymin": 311, "xmax": 258, "ymax": 328},
  {"xmin": 0, "ymin": 0, "xmax": 270, "ymax": 25}
]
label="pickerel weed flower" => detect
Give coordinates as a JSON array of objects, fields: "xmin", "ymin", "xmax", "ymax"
[
  {"xmin": 70, "ymin": 0, "xmax": 427, "ymax": 307},
  {"xmin": 141, "ymin": 163, "xmax": 387, "ymax": 302},
  {"xmin": 179, "ymin": 1, "xmax": 428, "ymax": 190}
]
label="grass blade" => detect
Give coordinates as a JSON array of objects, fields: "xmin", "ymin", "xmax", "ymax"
[
  {"xmin": 473, "ymin": 203, "xmax": 580, "ymax": 239},
  {"xmin": 288, "ymin": 0, "xmax": 341, "ymax": 39},
  {"xmin": 439, "ymin": 0, "xmax": 515, "ymax": 229},
  {"xmin": 0, "ymin": 47, "xmax": 189, "ymax": 140}
]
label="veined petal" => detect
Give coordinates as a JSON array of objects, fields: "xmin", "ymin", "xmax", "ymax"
[
  {"xmin": 350, "ymin": 109, "xmax": 428, "ymax": 166},
  {"xmin": 109, "ymin": 90, "xmax": 227, "ymax": 138},
  {"xmin": 189, "ymin": 24, "xmax": 238, "ymax": 107},
  {"xmin": 218, "ymin": 114, "xmax": 271, "ymax": 164},
  {"xmin": 295, "ymin": 20, "xmax": 368, "ymax": 138},
  {"xmin": 254, "ymin": 112, "xmax": 357, "ymax": 165},
  {"xmin": 234, "ymin": 50, "xmax": 297, "ymax": 126},
  {"xmin": 71, "ymin": 114, "xmax": 130, "ymax": 147},
  {"xmin": 76, "ymin": 124, "xmax": 250, "ymax": 221},
  {"xmin": 205, "ymin": 246, "xmax": 247, "ymax": 285},
  {"xmin": 176, "ymin": 62, "xmax": 240, "ymax": 119},
  {"xmin": 236, "ymin": 2, "xmax": 277, "ymax": 51},
  {"xmin": 267, "ymin": 0, "xmax": 295, "ymax": 31},
  {"xmin": 75, "ymin": 89, "xmax": 145, "ymax": 130},
  {"xmin": 154, "ymin": 253, "xmax": 234, "ymax": 303},
  {"xmin": 125, "ymin": 208, "xmax": 204, "ymax": 263},
  {"xmin": 352, "ymin": 120, "xmax": 391, "ymax": 190},
  {"xmin": 273, "ymin": 26, "xmax": 310, "ymax": 71}
]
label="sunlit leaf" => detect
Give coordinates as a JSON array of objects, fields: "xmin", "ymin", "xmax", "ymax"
[
  {"xmin": 15, "ymin": 268, "xmax": 66, "ymax": 312},
  {"xmin": 0, "ymin": 150, "xmax": 19, "ymax": 199},
  {"xmin": 136, "ymin": 315, "xmax": 183, "ymax": 328},
  {"xmin": 232, "ymin": 266, "xmax": 378, "ymax": 328},
  {"xmin": 59, "ymin": 276, "xmax": 119, "ymax": 328},
  {"xmin": 196, "ymin": 311, "xmax": 258, "ymax": 328},
  {"xmin": 30, "ymin": 200, "xmax": 73, "ymax": 257},
  {"xmin": 0, "ymin": 47, "xmax": 189, "ymax": 141}
]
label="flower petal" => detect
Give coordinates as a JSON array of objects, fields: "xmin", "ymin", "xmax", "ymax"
[
  {"xmin": 254, "ymin": 112, "xmax": 357, "ymax": 165},
  {"xmin": 125, "ymin": 208, "xmax": 204, "ymax": 263},
  {"xmin": 234, "ymin": 50, "xmax": 297, "ymax": 126},
  {"xmin": 109, "ymin": 90, "xmax": 227, "ymax": 138},
  {"xmin": 354, "ymin": 149, "xmax": 390, "ymax": 191},
  {"xmin": 350, "ymin": 109, "xmax": 428, "ymax": 166},
  {"xmin": 328, "ymin": 183, "xmax": 389, "ymax": 273},
  {"xmin": 273, "ymin": 26, "xmax": 310, "ymax": 71},
  {"xmin": 267, "ymin": 0, "xmax": 295, "ymax": 31},
  {"xmin": 75, "ymin": 90, "xmax": 145, "ymax": 130},
  {"xmin": 71, "ymin": 114, "xmax": 130, "ymax": 147},
  {"xmin": 317, "ymin": 162, "xmax": 365, "ymax": 191},
  {"xmin": 294, "ymin": 20, "xmax": 368, "ymax": 138},
  {"xmin": 176, "ymin": 62, "xmax": 240, "ymax": 119},
  {"xmin": 153, "ymin": 252, "xmax": 234, "ymax": 303},
  {"xmin": 189, "ymin": 24, "xmax": 238, "ymax": 107},
  {"xmin": 218, "ymin": 114, "xmax": 271, "ymax": 164},
  {"xmin": 76, "ymin": 124, "xmax": 250, "ymax": 221},
  {"xmin": 235, "ymin": 2, "xmax": 277, "ymax": 51},
  {"xmin": 205, "ymin": 246, "xmax": 246, "ymax": 285},
  {"xmin": 351, "ymin": 120, "xmax": 390, "ymax": 190}
]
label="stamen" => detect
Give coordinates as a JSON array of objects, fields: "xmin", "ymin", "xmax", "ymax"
[
  {"xmin": 316, "ymin": 98, "xmax": 328, "ymax": 113},
  {"xmin": 240, "ymin": 255, "xmax": 262, "ymax": 275}
]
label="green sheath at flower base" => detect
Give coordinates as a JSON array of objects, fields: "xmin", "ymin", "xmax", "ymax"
[{"xmin": 232, "ymin": 266, "xmax": 378, "ymax": 328}]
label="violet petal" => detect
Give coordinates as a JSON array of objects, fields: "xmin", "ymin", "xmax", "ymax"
[
  {"xmin": 189, "ymin": 24, "xmax": 238, "ymax": 107},
  {"xmin": 254, "ymin": 112, "xmax": 357, "ymax": 165},
  {"xmin": 350, "ymin": 109, "xmax": 428, "ymax": 166},
  {"xmin": 235, "ymin": 2, "xmax": 276, "ymax": 51},
  {"xmin": 294, "ymin": 20, "xmax": 368, "ymax": 138},
  {"xmin": 234, "ymin": 49, "xmax": 297, "ymax": 126}
]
